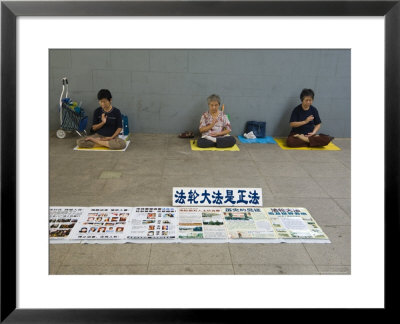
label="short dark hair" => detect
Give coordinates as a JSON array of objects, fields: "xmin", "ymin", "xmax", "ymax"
[
  {"xmin": 300, "ymin": 89, "xmax": 315, "ymax": 101},
  {"xmin": 97, "ymin": 89, "xmax": 112, "ymax": 101}
]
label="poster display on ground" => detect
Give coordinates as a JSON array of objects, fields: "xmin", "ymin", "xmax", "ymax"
[
  {"xmin": 49, "ymin": 206, "xmax": 330, "ymax": 243},
  {"xmin": 178, "ymin": 207, "xmax": 227, "ymax": 239},
  {"xmin": 69, "ymin": 207, "xmax": 132, "ymax": 240},
  {"xmin": 49, "ymin": 207, "xmax": 87, "ymax": 239},
  {"xmin": 265, "ymin": 207, "xmax": 329, "ymax": 240},
  {"xmin": 222, "ymin": 207, "xmax": 276, "ymax": 239},
  {"xmin": 126, "ymin": 207, "xmax": 177, "ymax": 239}
]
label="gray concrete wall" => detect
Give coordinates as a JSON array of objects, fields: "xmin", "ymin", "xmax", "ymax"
[{"xmin": 49, "ymin": 49, "xmax": 350, "ymax": 137}]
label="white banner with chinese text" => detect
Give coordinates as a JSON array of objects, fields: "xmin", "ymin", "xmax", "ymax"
[{"xmin": 172, "ymin": 187, "xmax": 263, "ymax": 207}]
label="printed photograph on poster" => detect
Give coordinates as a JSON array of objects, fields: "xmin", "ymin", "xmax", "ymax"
[
  {"xmin": 178, "ymin": 207, "xmax": 227, "ymax": 239},
  {"xmin": 49, "ymin": 207, "xmax": 87, "ymax": 239},
  {"xmin": 223, "ymin": 207, "xmax": 276, "ymax": 239},
  {"xmin": 69, "ymin": 207, "xmax": 132, "ymax": 240},
  {"xmin": 126, "ymin": 207, "xmax": 177, "ymax": 239}
]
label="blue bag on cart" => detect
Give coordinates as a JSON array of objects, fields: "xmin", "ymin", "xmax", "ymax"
[{"xmin": 57, "ymin": 77, "xmax": 88, "ymax": 138}]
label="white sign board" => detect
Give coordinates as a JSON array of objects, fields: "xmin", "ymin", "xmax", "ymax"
[{"xmin": 172, "ymin": 187, "xmax": 263, "ymax": 207}]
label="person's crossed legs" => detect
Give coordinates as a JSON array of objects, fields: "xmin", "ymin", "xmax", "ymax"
[
  {"xmin": 77, "ymin": 134, "xmax": 126, "ymax": 150},
  {"xmin": 197, "ymin": 135, "xmax": 236, "ymax": 148},
  {"xmin": 216, "ymin": 135, "xmax": 236, "ymax": 148},
  {"xmin": 286, "ymin": 133, "xmax": 309, "ymax": 147},
  {"xmin": 286, "ymin": 133, "xmax": 333, "ymax": 148}
]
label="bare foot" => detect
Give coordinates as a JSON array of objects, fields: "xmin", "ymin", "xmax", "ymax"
[{"xmin": 297, "ymin": 134, "xmax": 310, "ymax": 143}]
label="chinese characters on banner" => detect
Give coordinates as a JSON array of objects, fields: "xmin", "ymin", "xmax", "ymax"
[{"xmin": 173, "ymin": 187, "xmax": 263, "ymax": 207}]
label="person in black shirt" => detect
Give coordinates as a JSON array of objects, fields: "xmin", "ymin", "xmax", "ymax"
[
  {"xmin": 286, "ymin": 89, "xmax": 334, "ymax": 147},
  {"xmin": 77, "ymin": 89, "xmax": 126, "ymax": 150}
]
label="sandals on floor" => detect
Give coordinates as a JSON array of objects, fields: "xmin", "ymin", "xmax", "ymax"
[{"xmin": 179, "ymin": 131, "xmax": 194, "ymax": 138}]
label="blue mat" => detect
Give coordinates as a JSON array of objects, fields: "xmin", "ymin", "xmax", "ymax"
[{"xmin": 238, "ymin": 135, "xmax": 277, "ymax": 144}]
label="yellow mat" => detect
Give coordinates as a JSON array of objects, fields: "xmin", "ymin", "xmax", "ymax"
[
  {"xmin": 190, "ymin": 140, "xmax": 240, "ymax": 151},
  {"xmin": 274, "ymin": 138, "xmax": 341, "ymax": 151},
  {"xmin": 74, "ymin": 141, "xmax": 130, "ymax": 151}
]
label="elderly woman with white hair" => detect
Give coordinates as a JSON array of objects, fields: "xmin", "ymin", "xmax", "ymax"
[{"xmin": 197, "ymin": 94, "xmax": 236, "ymax": 148}]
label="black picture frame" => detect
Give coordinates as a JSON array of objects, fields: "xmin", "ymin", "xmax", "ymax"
[{"xmin": 1, "ymin": 0, "xmax": 398, "ymax": 322}]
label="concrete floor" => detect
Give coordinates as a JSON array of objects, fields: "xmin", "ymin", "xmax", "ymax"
[{"xmin": 49, "ymin": 133, "xmax": 351, "ymax": 275}]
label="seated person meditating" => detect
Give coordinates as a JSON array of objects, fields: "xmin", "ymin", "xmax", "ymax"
[
  {"xmin": 77, "ymin": 89, "xmax": 126, "ymax": 150},
  {"xmin": 286, "ymin": 89, "xmax": 334, "ymax": 148},
  {"xmin": 197, "ymin": 94, "xmax": 236, "ymax": 148}
]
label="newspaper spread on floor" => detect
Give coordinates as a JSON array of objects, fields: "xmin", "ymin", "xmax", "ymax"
[{"xmin": 49, "ymin": 206, "xmax": 330, "ymax": 244}]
